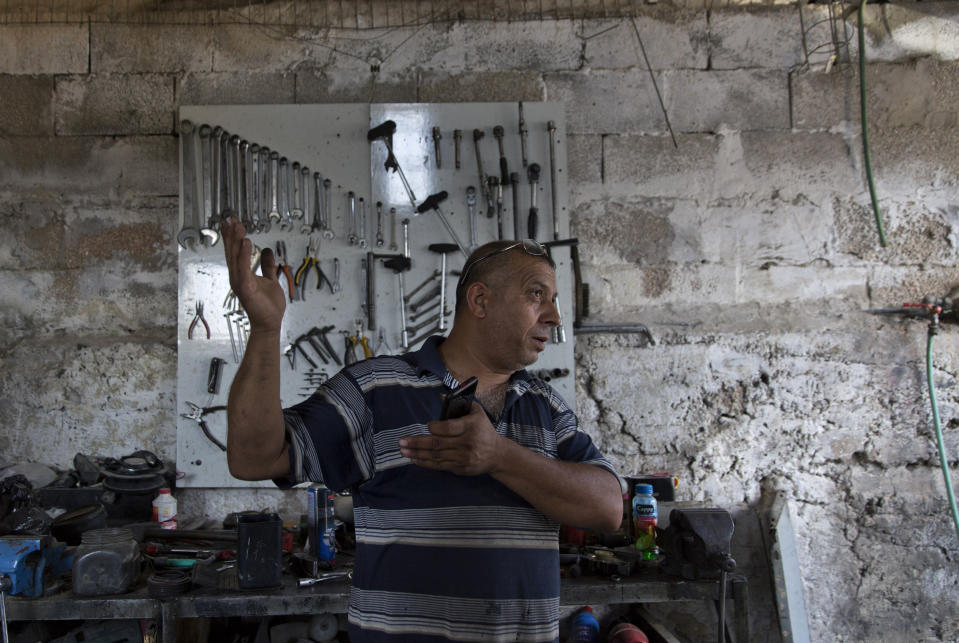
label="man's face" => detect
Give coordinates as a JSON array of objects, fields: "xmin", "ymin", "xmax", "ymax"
[{"xmin": 481, "ymin": 255, "xmax": 560, "ymax": 371}]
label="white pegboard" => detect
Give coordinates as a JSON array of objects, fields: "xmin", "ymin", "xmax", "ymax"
[{"xmin": 176, "ymin": 103, "xmax": 573, "ymax": 487}]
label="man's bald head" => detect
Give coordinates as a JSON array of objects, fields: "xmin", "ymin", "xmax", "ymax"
[{"xmin": 454, "ymin": 240, "xmax": 555, "ymax": 315}]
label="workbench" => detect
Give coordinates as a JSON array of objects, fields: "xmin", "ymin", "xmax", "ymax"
[{"xmin": 4, "ymin": 568, "xmax": 748, "ymax": 642}]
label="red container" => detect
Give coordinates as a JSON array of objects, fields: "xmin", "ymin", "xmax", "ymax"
[{"xmin": 607, "ymin": 622, "xmax": 649, "ymax": 643}]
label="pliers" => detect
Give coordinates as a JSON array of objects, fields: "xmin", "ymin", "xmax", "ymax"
[
  {"xmin": 275, "ymin": 241, "xmax": 298, "ymax": 302},
  {"xmin": 188, "ymin": 301, "xmax": 210, "ymax": 339},
  {"xmin": 294, "ymin": 236, "xmax": 333, "ymax": 300},
  {"xmin": 343, "ymin": 321, "xmax": 373, "ymax": 365},
  {"xmin": 180, "ymin": 402, "xmax": 227, "ymax": 451}
]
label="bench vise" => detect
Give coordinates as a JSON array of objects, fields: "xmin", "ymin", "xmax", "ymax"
[{"xmin": 0, "ymin": 535, "xmax": 73, "ymax": 597}]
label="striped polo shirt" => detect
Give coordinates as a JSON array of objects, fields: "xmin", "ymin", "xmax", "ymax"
[{"xmin": 278, "ymin": 336, "xmax": 620, "ymax": 643}]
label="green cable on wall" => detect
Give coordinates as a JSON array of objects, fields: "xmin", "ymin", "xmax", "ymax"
[
  {"xmin": 858, "ymin": 0, "xmax": 888, "ymax": 248},
  {"xmin": 925, "ymin": 320, "xmax": 959, "ymax": 541}
]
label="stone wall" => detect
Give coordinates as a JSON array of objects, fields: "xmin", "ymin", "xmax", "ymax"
[{"xmin": 2, "ymin": 2, "xmax": 958, "ymax": 640}]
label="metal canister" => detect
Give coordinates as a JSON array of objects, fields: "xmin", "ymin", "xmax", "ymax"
[
  {"xmin": 307, "ymin": 486, "xmax": 336, "ymax": 563},
  {"xmin": 72, "ymin": 528, "xmax": 139, "ymax": 596}
]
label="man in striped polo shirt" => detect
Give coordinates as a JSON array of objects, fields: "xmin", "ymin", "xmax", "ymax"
[{"xmin": 222, "ymin": 219, "xmax": 624, "ymax": 642}]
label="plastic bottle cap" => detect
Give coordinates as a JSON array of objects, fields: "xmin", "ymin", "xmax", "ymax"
[
  {"xmin": 159, "ymin": 488, "xmax": 171, "ymax": 494},
  {"xmin": 581, "ymin": 606, "xmax": 593, "ymax": 614},
  {"xmin": 635, "ymin": 484, "xmax": 653, "ymax": 495}
]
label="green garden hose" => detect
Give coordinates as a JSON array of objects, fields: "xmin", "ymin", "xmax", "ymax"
[
  {"xmin": 925, "ymin": 320, "xmax": 959, "ymax": 540},
  {"xmin": 858, "ymin": 0, "xmax": 888, "ymax": 247}
]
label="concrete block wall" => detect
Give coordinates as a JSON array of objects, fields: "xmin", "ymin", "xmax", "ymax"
[{"xmin": 2, "ymin": 1, "xmax": 959, "ymax": 640}]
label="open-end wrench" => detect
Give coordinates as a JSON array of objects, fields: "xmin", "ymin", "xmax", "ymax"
[
  {"xmin": 409, "ymin": 284, "xmax": 441, "ymax": 312},
  {"xmin": 322, "ymin": 178, "xmax": 334, "ymax": 240},
  {"xmin": 493, "ymin": 125, "xmax": 509, "ymax": 184},
  {"xmin": 518, "ymin": 102, "xmax": 529, "ymax": 168},
  {"xmin": 389, "ymin": 207, "xmax": 398, "ymax": 251},
  {"xmin": 375, "ymin": 201, "xmax": 384, "ymax": 247},
  {"xmin": 279, "ymin": 157, "xmax": 293, "ymax": 230},
  {"xmin": 466, "ymin": 186, "xmax": 478, "ymax": 252},
  {"xmin": 453, "ymin": 129, "xmax": 462, "ymax": 169},
  {"xmin": 358, "ymin": 197, "xmax": 368, "ymax": 248},
  {"xmin": 291, "ymin": 161, "xmax": 303, "ymax": 220},
  {"xmin": 432, "ymin": 126, "xmax": 442, "ymax": 169},
  {"xmin": 177, "ymin": 120, "xmax": 200, "ymax": 250},
  {"xmin": 259, "ymin": 147, "xmax": 273, "ymax": 232},
  {"xmin": 211, "ymin": 126, "xmax": 224, "ymax": 220},
  {"xmin": 407, "ymin": 311, "xmax": 443, "ymax": 337},
  {"xmin": 347, "ymin": 191, "xmax": 357, "ymax": 245},
  {"xmin": 332, "ymin": 258, "xmax": 341, "ymax": 294},
  {"xmin": 548, "ymin": 120, "xmax": 559, "ymax": 240},
  {"xmin": 300, "ymin": 166, "xmax": 314, "ymax": 235},
  {"xmin": 198, "ymin": 125, "xmax": 219, "ymax": 246},
  {"xmin": 247, "ymin": 143, "xmax": 260, "ymax": 232},
  {"xmin": 226, "ymin": 135, "xmax": 238, "ymax": 214},
  {"xmin": 268, "ymin": 151, "xmax": 281, "ymax": 224},
  {"xmin": 402, "ymin": 218, "xmax": 410, "ymax": 258},
  {"xmin": 218, "ymin": 129, "xmax": 230, "ymax": 216},
  {"xmin": 473, "ymin": 129, "xmax": 493, "ymax": 217},
  {"xmin": 527, "ymin": 163, "xmax": 541, "ymax": 239}
]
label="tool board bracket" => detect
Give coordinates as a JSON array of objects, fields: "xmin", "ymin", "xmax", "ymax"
[{"xmin": 176, "ymin": 103, "xmax": 573, "ymax": 487}]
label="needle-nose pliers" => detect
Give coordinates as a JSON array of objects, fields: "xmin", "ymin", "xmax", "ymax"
[
  {"xmin": 275, "ymin": 241, "xmax": 297, "ymax": 302},
  {"xmin": 188, "ymin": 301, "xmax": 210, "ymax": 339}
]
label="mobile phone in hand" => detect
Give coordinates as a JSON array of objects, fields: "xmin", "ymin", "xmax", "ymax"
[{"xmin": 439, "ymin": 376, "xmax": 478, "ymax": 420}]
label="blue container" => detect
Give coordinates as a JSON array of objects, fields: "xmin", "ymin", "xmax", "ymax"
[{"xmin": 567, "ymin": 606, "xmax": 599, "ymax": 643}]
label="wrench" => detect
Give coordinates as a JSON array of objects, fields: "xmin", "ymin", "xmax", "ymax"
[
  {"xmin": 489, "ymin": 176, "xmax": 502, "ymax": 241},
  {"xmin": 518, "ymin": 101, "xmax": 529, "ymax": 168},
  {"xmin": 453, "ymin": 129, "xmax": 462, "ymax": 169},
  {"xmin": 432, "ymin": 126, "xmax": 442, "ymax": 169},
  {"xmin": 347, "ymin": 191, "xmax": 357, "ymax": 245},
  {"xmin": 389, "ymin": 207, "xmax": 398, "ymax": 251},
  {"xmin": 177, "ymin": 120, "xmax": 200, "ymax": 250},
  {"xmin": 375, "ymin": 201, "xmax": 384, "ymax": 247},
  {"xmin": 511, "ymin": 171, "xmax": 521, "ymax": 241},
  {"xmin": 332, "ymin": 257, "xmax": 341, "ymax": 293},
  {"xmin": 268, "ymin": 151, "xmax": 281, "ymax": 224},
  {"xmin": 404, "ymin": 270, "xmax": 440, "ymax": 303},
  {"xmin": 198, "ymin": 125, "xmax": 219, "ymax": 246},
  {"xmin": 279, "ymin": 157, "xmax": 293, "ymax": 230},
  {"xmin": 358, "ymin": 197, "xmax": 368, "ymax": 248},
  {"xmin": 300, "ymin": 166, "xmax": 314, "ymax": 234},
  {"xmin": 291, "ymin": 161, "xmax": 303, "ymax": 219},
  {"xmin": 493, "ymin": 124, "xmax": 509, "ymax": 184},
  {"xmin": 211, "ymin": 126, "xmax": 224, "ymax": 220},
  {"xmin": 473, "ymin": 128, "xmax": 493, "ymax": 217},
  {"xmin": 409, "ymin": 301, "xmax": 449, "ymax": 323},
  {"xmin": 402, "ymin": 218, "xmax": 410, "ymax": 258},
  {"xmin": 527, "ymin": 163, "xmax": 541, "ymax": 239},
  {"xmin": 259, "ymin": 147, "xmax": 273, "ymax": 232},
  {"xmin": 321, "ymin": 178, "xmax": 334, "ymax": 240},
  {"xmin": 548, "ymin": 120, "xmax": 559, "ymax": 240},
  {"xmin": 310, "ymin": 172, "xmax": 323, "ymax": 234},
  {"xmin": 466, "ymin": 186, "xmax": 478, "ymax": 252},
  {"xmin": 247, "ymin": 143, "xmax": 260, "ymax": 232}
]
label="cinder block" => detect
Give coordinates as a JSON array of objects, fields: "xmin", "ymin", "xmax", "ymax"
[
  {"xmin": 56, "ymin": 74, "xmax": 175, "ymax": 136},
  {"xmin": 664, "ymin": 69, "xmax": 789, "ymax": 132},
  {"xmin": 603, "ymin": 133, "xmax": 720, "ymax": 198},
  {"xmin": 213, "ymin": 25, "xmax": 315, "ymax": 73},
  {"xmin": 709, "ymin": 6, "xmax": 804, "ymax": 70},
  {"xmin": 739, "ymin": 130, "xmax": 860, "ymax": 196},
  {"xmin": 544, "ymin": 70, "xmax": 665, "ymax": 134},
  {"xmin": 92, "ymin": 25, "xmax": 214, "ymax": 73},
  {"xmin": 582, "ymin": 10, "xmax": 708, "ymax": 70},
  {"xmin": 0, "ymin": 136, "xmax": 178, "ymax": 197},
  {"xmin": 0, "ymin": 24, "xmax": 87, "ymax": 74},
  {"xmin": 858, "ymin": 2, "xmax": 959, "ymax": 63},
  {"xmin": 0, "ymin": 75, "xmax": 55, "ymax": 135},
  {"xmin": 295, "ymin": 70, "xmax": 416, "ymax": 103},
  {"xmin": 179, "ymin": 72, "xmax": 296, "ymax": 105},
  {"xmin": 407, "ymin": 21, "xmax": 581, "ymax": 74},
  {"xmin": 419, "ymin": 71, "xmax": 544, "ymax": 103},
  {"xmin": 566, "ymin": 134, "xmax": 602, "ymax": 185}
]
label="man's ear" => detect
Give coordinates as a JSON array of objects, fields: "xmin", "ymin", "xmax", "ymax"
[{"xmin": 465, "ymin": 282, "xmax": 489, "ymax": 318}]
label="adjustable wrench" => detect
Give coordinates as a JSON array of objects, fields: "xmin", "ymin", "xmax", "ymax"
[{"xmin": 177, "ymin": 120, "xmax": 200, "ymax": 250}]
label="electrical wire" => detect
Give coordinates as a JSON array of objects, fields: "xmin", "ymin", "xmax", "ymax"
[
  {"xmin": 858, "ymin": 0, "xmax": 887, "ymax": 247},
  {"xmin": 925, "ymin": 318, "xmax": 959, "ymax": 541}
]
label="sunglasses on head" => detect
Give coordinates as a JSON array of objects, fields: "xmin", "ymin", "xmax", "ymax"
[{"xmin": 456, "ymin": 239, "xmax": 548, "ymax": 289}]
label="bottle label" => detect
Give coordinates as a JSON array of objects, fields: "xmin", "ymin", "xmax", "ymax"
[{"xmin": 634, "ymin": 505, "xmax": 656, "ymax": 517}]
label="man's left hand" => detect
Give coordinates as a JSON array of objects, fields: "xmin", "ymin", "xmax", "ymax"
[{"xmin": 399, "ymin": 403, "xmax": 504, "ymax": 475}]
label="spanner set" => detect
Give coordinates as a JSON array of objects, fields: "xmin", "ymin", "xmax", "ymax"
[{"xmin": 175, "ymin": 103, "xmax": 578, "ymax": 486}]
